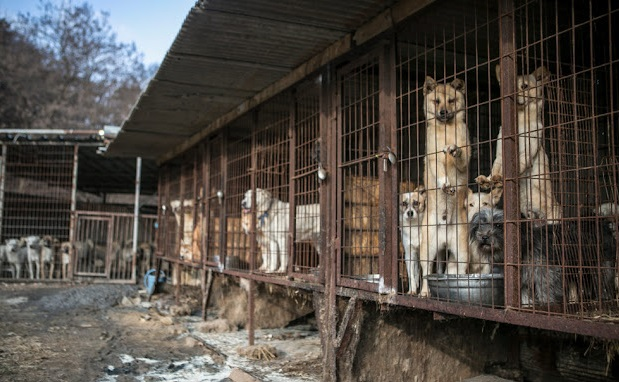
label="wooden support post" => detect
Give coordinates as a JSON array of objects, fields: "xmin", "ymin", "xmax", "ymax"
[{"xmin": 201, "ymin": 269, "xmax": 214, "ymax": 321}]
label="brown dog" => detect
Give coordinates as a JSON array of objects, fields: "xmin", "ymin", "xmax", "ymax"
[
  {"xmin": 476, "ymin": 65, "xmax": 561, "ymax": 222},
  {"xmin": 418, "ymin": 76, "xmax": 471, "ymax": 297}
]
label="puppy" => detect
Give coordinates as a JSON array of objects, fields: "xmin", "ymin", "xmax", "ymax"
[
  {"xmin": 418, "ymin": 76, "xmax": 471, "ymax": 297},
  {"xmin": 399, "ymin": 186, "xmax": 427, "ymax": 294},
  {"xmin": 476, "ymin": 65, "xmax": 561, "ymax": 222},
  {"xmin": 468, "ymin": 209, "xmax": 505, "ymax": 275},
  {"xmin": 241, "ymin": 188, "xmax": 320, "ymax": 273}
]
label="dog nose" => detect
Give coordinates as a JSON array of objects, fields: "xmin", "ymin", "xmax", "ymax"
[
  {"xmin": 481, "ymin": 235, "xmax": 489, "ymax": 242},
  {"xmin": 407, "ymin": 210, "xmax": 415, "ymax": 217}
]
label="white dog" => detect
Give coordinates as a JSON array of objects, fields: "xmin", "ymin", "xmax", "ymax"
[
  {"xmin": 3, "ymin": 239, "xmax": 27, "ymax": 279},
  {"xmin": 24, "ymin": 235, "xmax": 42, "ymax": 279},
  {"xmin": 399, "ymin": 186, "xmax": 426, "ymax": 294},
  {"xmin": 241, "ymin": 188, "xmax": 320, "ymax": 273}
]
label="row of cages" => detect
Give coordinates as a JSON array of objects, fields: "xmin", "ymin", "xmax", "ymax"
[
  {"xmin": 0, "ymin": 144, "xmax": 158, "ymax": 282},
  {"xmin": 156, "ymin": 0, "xmax": 619, "ymax": 337}
]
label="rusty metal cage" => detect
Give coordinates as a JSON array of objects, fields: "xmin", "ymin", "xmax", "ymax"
[
  {"xmin": 337, "ymin": 53, "xmax": 383, "ymax": 290},
  {"xmin": 225, "ymin": 121, "xmax": 253, "ymax": 273},
  {"xmin": 290, "ymin": 77, "xmax": 322, "ymax": 281},
  {"xmin": 153, "ymin": 0, "xmax": 619, "ymax": 339}
]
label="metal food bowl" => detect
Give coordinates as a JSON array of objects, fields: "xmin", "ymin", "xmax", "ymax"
[{"xmin": 425, "ymin": 273, "xmax": 504, "ymax": 307}]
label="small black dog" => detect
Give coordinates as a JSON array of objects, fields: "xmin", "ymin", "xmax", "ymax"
[{"xmin": 469, "ymin": 209, "xmax": 617, "ymax": 306}]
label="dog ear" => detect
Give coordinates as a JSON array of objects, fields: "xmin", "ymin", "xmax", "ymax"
[
  {"xmin": 414, "ymin": 185, "xmax": 426, "ymax": 195},
  {"xmin": 495, "ymin": 64, "xmax": 501, "ymax": 85},
  {"xmin": 533, "ymin": 66, "xmax": 550, "ymax": 82},
  {"xmin": 490, "ymin": 187, "xmax": 503, "ymax": 206},
  {"xmin": 451, "ymin": 78, "xmax": 465, "ymax": 94},
  {"xmin": 423, "ymin": 76, "xmax": 437, "ymax": 95}
]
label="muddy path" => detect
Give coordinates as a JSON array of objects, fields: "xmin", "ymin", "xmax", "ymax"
[{"xmin": 0, "ymin": 282, "xmax": 321, "ymax": 382}]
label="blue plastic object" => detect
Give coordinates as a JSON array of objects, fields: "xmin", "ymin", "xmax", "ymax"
[{"xmin": 144, "ymin": 269, "xmax": 166, "ymax": 296}]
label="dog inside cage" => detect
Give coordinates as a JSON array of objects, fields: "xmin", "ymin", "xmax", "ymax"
[{"xmin": 393, "ymin": 0, "xmax": 619, "ymax": 315}]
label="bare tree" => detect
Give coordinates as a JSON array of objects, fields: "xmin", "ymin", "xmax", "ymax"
[
  {"xmin": 1, "ymin": 0, "xmax": 153, "ymax": 130},
  {"xmin": 0, "ymin": 19, "xmax": 56, "ymax": 129}
]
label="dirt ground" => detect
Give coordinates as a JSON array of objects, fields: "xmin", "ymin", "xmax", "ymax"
[{"xmin": 0, "ymin": 281, "xmax": 322, "ymax": 382}]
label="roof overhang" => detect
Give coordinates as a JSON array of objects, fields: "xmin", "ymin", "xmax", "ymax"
[{"xmin": 107, "ymin": 0, "xmax": 435, "ymax": 163}]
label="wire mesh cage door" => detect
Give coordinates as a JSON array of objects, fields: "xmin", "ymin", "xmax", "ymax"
[
  {"xmin": 337, "ymin": 50, "xmax": 389, "ymax": 291},
  {"xmin": 290, "ymin": 77, "xmax": 322, "ymax": 281},
  {"xmin": 73, "ymin": 214, "xmax": 112, "ymax": 277}
]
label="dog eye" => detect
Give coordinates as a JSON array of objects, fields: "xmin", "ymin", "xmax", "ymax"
[
  {"xmin": 521, "ymin": 83, "xmax": 528, "ymax": 90},
  {"xmin": 448, "ymin": 98, "xmax": 455, "ymax": 104},
  {"xmin": 494, "ymin": 223, "xmax": 502, "ymax": 229},
  {"xmin": 482, "ymin": 202, "xmax": 488, "ymax": 206},
  {"xmin": 469, "ymin": 203, "xmax": 474, "ymax": 207},
  {"xmin": 401, "ymin": 202, "xmax": 408, "ymax": 207},
  {"xmin": 413, "ymin": 201, "xmax": 419, "ymax": 206},
  {"xmin": 433, "ymin": 99, "xmax": 440, "ymax": 105}
]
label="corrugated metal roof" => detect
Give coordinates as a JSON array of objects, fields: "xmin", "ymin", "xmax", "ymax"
[{"xmin": 107, "ymin": 0, "xmax": 421, "ymax": 162}]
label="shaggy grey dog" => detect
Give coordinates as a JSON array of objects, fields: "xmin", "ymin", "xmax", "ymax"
[
  {"xmin": 470, "ymin": 208, "xmax": 617, "ymax": 306},
  {"xmin": 468, "ymin": 208, "xmax": 505, "ymax": 274},
  {"xmin": 469, "ymin": 208, "xmax": 563, "ymax": 305}
]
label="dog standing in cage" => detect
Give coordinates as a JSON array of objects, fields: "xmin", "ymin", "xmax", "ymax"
[
  {"xmin": 418, "ymin": 76, "xmax": 471, "ymax": 297},
  {"xmin": 39, "ymin": 235, "xmax": 58, "ymax": 279},
  {"xmin": 241, "ymin": 188, "xmax": 321, "ymax": 273},
  {"xmin": 23, "ymin": 235, "xmax": 42, "ymax": 279},
  {"xmin": 2, "ymin": 239, "xmax": 27, "ymax": 279},
  {"xmin": 399, "ymin": 186, "xmax": 426, "ymax": 294},
  {"xmin": 476, "ymin": 65, "xmax": 562, "ymax": 223}
]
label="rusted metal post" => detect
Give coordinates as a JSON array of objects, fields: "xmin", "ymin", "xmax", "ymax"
[
  {"xmin": 322, "ymin": 65, "xmax": 338, "ymax": 382},
  {"xmin": 378, "ymin": 39, "xmax": 398, "ymax": 293},
  {"xmin": 498, "ymin": 0, "xmax": 519, "ymax": 308},
  {"xmin": 201, "ymin": 142, "xmax": 209, "ymax": 268},
  {"xmin": 247, "ymin": 278, "xmax": 255, "ymax": 346}
]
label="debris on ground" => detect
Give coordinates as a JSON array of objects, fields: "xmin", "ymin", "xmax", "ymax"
[
  {"xmin": 0, "ymin": 282, "xmax": 321, "ymax": 382},
  {"xmin": 237, "ymin": 344, "xmax": 279, "ymax": 360}
]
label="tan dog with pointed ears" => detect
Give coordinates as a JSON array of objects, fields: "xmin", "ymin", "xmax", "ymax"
[
  {"xmin": 418, "ymin": 76, "xmax": 471, "ymax": 297},
  {"xmin": 476, "ymin": 65, "xmax": 561, "ymax": 222}
]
